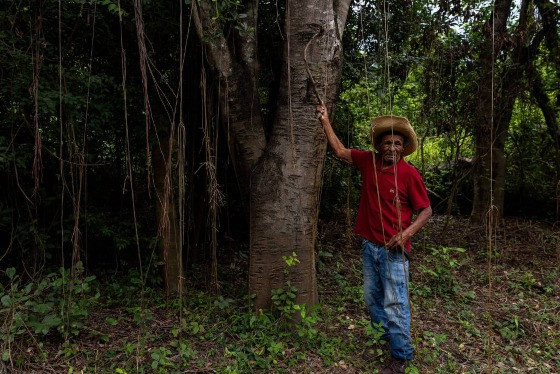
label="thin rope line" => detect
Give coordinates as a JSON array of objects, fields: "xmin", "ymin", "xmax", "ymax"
[
  {"xmin": 383, "ymin": 0, "xmax": 392, "ymax": 115},
  {"xmin": 57, "ymin": 0, "xmax": 69, "ymax": 330},
  {"xmin": 82, "ymin": 1, "xmax": 97, "ymax": 274},
  {"xmin": 485, "ymin": 4, "xmax": 497, "ymax": 370},
  {"xmin": 287, "ymin": 0, "xmax": 295, "ymax": 163},
  {"xmin": 369, "ymin": 0, "xmax": 411, "ymax": 343},
  {"xmin": 117, "ymin": 1, "xmax": 145, "ymax": 369},
  {"xmin": 177, "ymin": 0, "xmax": 185, "ymax": 322},
  {"xmin": 359, "ymin": 10, "xmax": 372, "ymax": 119}
]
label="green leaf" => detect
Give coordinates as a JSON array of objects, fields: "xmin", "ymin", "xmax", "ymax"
[
  {"xmin": 33, "ymin": 303, "xmax": 53, "ymax": 314},
  {"xmin": 28, "ymin": 320, "xmax": 49, "ymax": 335},
  {"xmin": 42, "ymin": 314, "xmax": 62, "ymax": 327},
  {"xmin": 6, "ymin": 268, "xmax": 15, "ymax": 280},
  {"xmin": 1, "ymin": 295, "xmax": 11, "ymax": 307},
  {"xmin": 84, "ymin": 275, "xmax": 96, "ymax": 283},
  {"xmin": 464, "ymin": 290, "xmax": 476, "ymax": 300},
  {"xmin": 2, "ymin": 350, "xmax": 10, "ymax": 362}
]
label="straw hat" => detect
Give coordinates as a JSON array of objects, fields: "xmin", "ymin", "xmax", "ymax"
[{"xmin": 369, "ymin": 115, "xmax": 418, "ymax": 156}]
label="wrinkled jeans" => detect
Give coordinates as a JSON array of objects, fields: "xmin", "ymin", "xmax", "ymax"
[{"xmin": 362, "ymin": 239, "xmax": 413, "ymax": 360}]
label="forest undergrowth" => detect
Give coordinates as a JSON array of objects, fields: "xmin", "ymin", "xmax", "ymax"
[{"xmin": 1, "ymin": 215, "xmax": 559, "ymax": 373}]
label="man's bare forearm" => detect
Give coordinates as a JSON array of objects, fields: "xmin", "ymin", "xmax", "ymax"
[
  {"xmin": 387, "ymin": 206, "xmax": 432, "ymax": 249},
  {"xmin": 405, "ymin": 206, "xmax": 432, "ymax": 237}
]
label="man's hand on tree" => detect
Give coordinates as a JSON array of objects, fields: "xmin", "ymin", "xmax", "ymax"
[{"xmin": 316, "ymin": 103, "xmax": 327, "ymax": 120}]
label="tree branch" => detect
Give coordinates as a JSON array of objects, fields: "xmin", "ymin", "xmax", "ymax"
[
  {"xmin": 191, "ymin": 0, "xmax": 233, "ymax": 79},
  {"xmin": 333, "ymin": 0, "xmax": 352, "ymax": 38}
]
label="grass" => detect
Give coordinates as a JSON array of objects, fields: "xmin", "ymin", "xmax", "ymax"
[{"xmin": 1, "ymin": 215, "xmax": 559, "ymax": 373}]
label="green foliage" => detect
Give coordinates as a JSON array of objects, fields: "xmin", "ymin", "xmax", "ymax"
[
  {"xmin": 271, "ymin": 281, "xmax": 298, "ymax": 318},
  {"xmin": 364, "ymin": 321, "xmax": 387, "ymax": 357},
  {"xmin": 282, "ymin": 252, "xmax": 300, "ymax": 268},
  {"xmin": 271, "ymin": 252, "xmax": 301, "ymax": 319},
  {"xmin": 505, "ymin": 97, "xmax": 557, "ymax": 217},
  {"xmin": 420, "ymin": 331, "xmax": 447, "ymax": 363},
  {"xmin": 150, "ymin": 346, "xmax": 173, "ymax": 371},
  {"xmin": 100, "ymin": 0, "xmax": 127, "ymax": 16},
  {"xmin": 214, "ymin": 295, "xmax": 234, "ymax": 310},
  {"xmin": 456, "ymin": 309, "xmax": 481, "ymax": 338},
  {"xmin": 496, "ymin": 315, "xmax": 524, "ymax": 341},
  {"xmin": 415, "ymin": 246, "xmax": 466, "ymax": 297},
  {"xmin": 0, "ymin": 265, "xmax": 98, "ymax": 358}
]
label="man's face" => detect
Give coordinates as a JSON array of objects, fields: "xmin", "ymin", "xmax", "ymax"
[{"xmin": 379, "ymin": 134, "xmax": 405, "ymax": 166}]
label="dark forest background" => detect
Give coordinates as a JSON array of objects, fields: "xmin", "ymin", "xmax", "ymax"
[{"xmin": 0, "ymin": 0, "xmax": 559, "ymax": 372}]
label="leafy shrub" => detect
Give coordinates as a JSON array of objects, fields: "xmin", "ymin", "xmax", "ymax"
[
  {"xmin": 0, "ymin": 265, "xmax": 99, "ymax": 353},
  {"xmin": 416, "ymin": 246, "xmax": 466, "ymax": 296}
]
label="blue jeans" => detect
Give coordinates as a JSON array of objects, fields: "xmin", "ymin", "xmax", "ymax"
[{"xmin": 362, "ymin": 240, "xmax": 413, "ymax": 360}]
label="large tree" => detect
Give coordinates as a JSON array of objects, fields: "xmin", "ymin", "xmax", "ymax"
[
  {"xmin": 191, "ymin": 0, "xmax": 351, "ymax": 309},
  {"xmin": 471, "ymin": 0, "xmax": 548, "ymax": 223}
]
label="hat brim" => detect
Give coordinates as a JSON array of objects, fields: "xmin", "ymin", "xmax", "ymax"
[{"xmin": 369, "ymin": 115, "xmax": 418, "ymax": 156}]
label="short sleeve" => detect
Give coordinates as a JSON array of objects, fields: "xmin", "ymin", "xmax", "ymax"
[
  {"xmin": 408, "ymin": 167, "xmax": 431, "ymax": 210},
  {"xmin": 351, "ymin": 149, "xmax": 373, "ymax": 173}
]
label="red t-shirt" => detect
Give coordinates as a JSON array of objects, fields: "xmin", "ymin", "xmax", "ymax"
[{"xmin": 351, "ymin": 149, "xmax": 430, "ymax": 252}]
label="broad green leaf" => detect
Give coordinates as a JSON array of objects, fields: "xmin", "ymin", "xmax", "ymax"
[
  {"xmin": 5, "ymin": 268, "xmax": 15, "ymax": 280},
  {"xmin": 32, "ymin": 303, "xmax": 53, "ymax": 314},
  {"xmin": 42, "ymin": 314, "xmax": 62, "ymax": 327}
]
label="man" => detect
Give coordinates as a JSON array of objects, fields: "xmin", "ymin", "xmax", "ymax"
[{"xmin": 316, "ymin": 104, "xmax": 432, "ymax": 373}]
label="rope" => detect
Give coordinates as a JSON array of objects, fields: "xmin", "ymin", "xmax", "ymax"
[
  {"xmin": 361, "ymin": 0, "xmax": 411, "ymax": 345},
  {"xmin": 303, "ymin": 25, "xmax": 325, "ymax": 105},
  {"xmin": 32, "ymin": 6, "xmax": 43, "ymax": 194},
  {"xmin": 485, "ymin": 4, "xmax": 498, "ymax": 370},
  {"xmin": 117, "ymin": 1, "xmax": 146, "ymax": 368},
  {"xmin": 177, "ymin": 0, "xmax": 189, "ymax": 330},
  {"xmin": 82, "ymin": 0, "xmax": 97, "ymax": 274},
  {"xmin": 360, "ymin": 10, "xmax": 372, "ymax": 120},
  {"xmin": 132, "ymin": 0, "xmax": 152, "ymax": 190},
  {"xmin": 382, "ymin": 0, "xmax": 392, "ymax": 115}
]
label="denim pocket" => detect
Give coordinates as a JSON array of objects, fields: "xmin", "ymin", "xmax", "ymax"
[
  {"xmin": 362, "ymin": 239, "xmax": 372, "ymax": 252},
  {"xmin": 387, "ymin": 249, "xmax": 408, "ymax": 263}
]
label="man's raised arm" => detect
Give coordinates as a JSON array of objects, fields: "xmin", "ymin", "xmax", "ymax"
[{"xmin": 316, "ymin": 104, "xmax": 353, "ymax": 164}]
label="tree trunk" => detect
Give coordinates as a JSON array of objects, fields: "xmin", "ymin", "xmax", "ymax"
[
  {"xmin": 249, "ymin": 0, "xmax": 346, "ymax": 310},
  {"xmin": 471, "ymin": 0, "xmax": 513, "ymax": 223},
  {"xmin": 192, "ymin": 0, "xmax": 266, "ymax": 206},
  {"xmin": 470, "ymin": 0, "xmax": 542, "ymax": 223},
  {"xmin": 193, "ymin": 0, "xmax": 351, "ymax": 309}
]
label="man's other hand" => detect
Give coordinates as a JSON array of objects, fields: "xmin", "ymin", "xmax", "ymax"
[{"xmin": 387, "ymin": 231, "xmax": 412, "ymax": 250}]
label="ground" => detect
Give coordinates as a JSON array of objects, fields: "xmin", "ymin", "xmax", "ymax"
[{"xmin": 2, "ymin": 215, "xmax": 559, "ymax": 373}]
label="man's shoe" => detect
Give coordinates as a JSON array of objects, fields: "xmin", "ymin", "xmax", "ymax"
[{"xmin": 378, "ymin": 357, "xmax": 408, "ymax": 374}]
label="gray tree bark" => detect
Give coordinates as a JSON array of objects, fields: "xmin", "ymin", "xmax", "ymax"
[
  {"xmin": 193, "ymin": 0, "xmax": 351, "ymax": 309},
  {"xmin": 192, "ymin": 0, "xmax": 265, "ymax": 205},
  {"xmin": 250, "ymin": 0, "xmax": 347, "ymax": 309}
]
